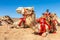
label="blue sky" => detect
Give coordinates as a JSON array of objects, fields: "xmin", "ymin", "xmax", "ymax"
[{"xmin": 0, "ymin": 0, "xmax": 60, "ymax": 18}]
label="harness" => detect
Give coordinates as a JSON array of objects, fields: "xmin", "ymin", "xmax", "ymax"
[{"xmin": 18, "ymin": 13, "xmax": 33, "ymax": 26}]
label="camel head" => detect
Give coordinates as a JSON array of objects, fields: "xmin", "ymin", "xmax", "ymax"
[
  {"xmin": 50, "ymin": 13, "xmax": 57, "ymax": 17},
  {"xmin": 16, "ymin": 7, "xmax": 34, "ymax": 14}
]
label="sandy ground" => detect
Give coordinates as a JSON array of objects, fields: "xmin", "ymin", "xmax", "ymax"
[{"xmin": 0, "ymin": 25, "xmax": 60, "ymax": 40}]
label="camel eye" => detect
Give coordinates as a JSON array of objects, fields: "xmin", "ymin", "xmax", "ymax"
[
  {"xmin": 26, "ymin": 9, "xmax": 28, "ymax": 10},
  {"xmin": 52, "ymin": 16, "xmax": 54, "ymax": 17},
  {"xmin": 28, "ymin": 10, "xmax": 31, "ymax": 12},
  {"xmin": 55, "ymin": 14, "xmax": 56, "ymax": 15}
]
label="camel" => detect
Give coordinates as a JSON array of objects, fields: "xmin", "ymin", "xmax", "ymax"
[
  {"xmin": 16, "ymin": 7, "xmax": 36, "ymax": 28},
  {"xmin": 0, "ymin": 16, "xmax": 14, "ymax": 26},
  {"xmin": 42, "ymin": 12, "xmax": 58, "ymax": 33},
  {"xmin": 31, "ymin": 11, "xmax": 58, "ymax": 37},
  {"xmin": 11, "ymin": 8, "xmax": 58, "ymax": 36},
  {"xmin": 30, "ymin": 16, "xmax": 51, "ymax": 37},
  {"xmin": 32, "ymin": 13, "xmax": 58, "ymax": 37},
  {"xmin": 3, "ymin": 16, "xmax": 14, "ymax": 24}
]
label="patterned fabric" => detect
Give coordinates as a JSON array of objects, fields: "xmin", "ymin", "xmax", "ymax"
[{"xmin": 36, "ymin": 18, "xmax": 51, "ymax": 33}]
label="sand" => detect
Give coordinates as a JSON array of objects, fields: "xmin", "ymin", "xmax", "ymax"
[{"xmin": 0, "ymin": 24, "xmax": 60, "ymax": 40}]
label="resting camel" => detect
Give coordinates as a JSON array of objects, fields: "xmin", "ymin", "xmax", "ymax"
[
  {"xmin": 3, "ymin": 16, "xmax": 14, "ymax": 24},
  {"xmin": 0, "ymin": 16, "xmax": 13, "ymax": 26},
  {"xmin": 31, "ymin": 15, "xmax": 51, "ymax": 37},
  {"xmin": 10, "ymin": 7, "xmax": 36, "ymax": 28},
  {"xmin": 11, "ymin": 8, "xmax": 58, "ymax": 36},
  {"xmin": 32, "ymin": 12, "xmax": 58, "ymax": 36}
]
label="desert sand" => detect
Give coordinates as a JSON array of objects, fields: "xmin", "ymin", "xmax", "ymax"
[{"xmin": 0, "ymin": 24, "xmax": 60, "ymax": 40}]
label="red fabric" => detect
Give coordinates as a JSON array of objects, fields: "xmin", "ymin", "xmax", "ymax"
[
  {"xmin": 18, "ymin": 18, "xmax": 25, "ymax": 26},
  {"xmin": 37, "ymin": 17, "xmax": 51, "ymax": 33},
  {"xmin": 36, "ymin": 18, "xmax": 40, "ymax": 23},
  {"xmin": 40, "ymin": 24, "xmax": 46, "ymax": 33}
]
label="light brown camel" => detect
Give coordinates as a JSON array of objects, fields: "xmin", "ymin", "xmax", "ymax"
[
  {"xmin": 10, "ymin": 7, "xmax": 36, "ymax": 28},
  {"xmin": 0, "ymin": 16, "xmax": 13, "ymax": 26}
]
